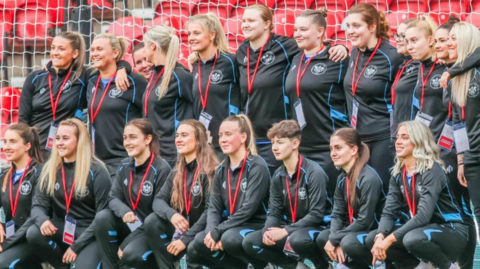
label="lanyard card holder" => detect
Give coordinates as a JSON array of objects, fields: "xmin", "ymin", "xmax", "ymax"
[
  {"xmin": 351, "ymin": 99, "xmax": 359, "ymax": 130},
  {"xmin": 438, "ymin": 121, "xmax": 454, "ymax": 152},
  {"xmin": 126, "ymin": 215, "xmax": 143, "ymax": 232},
  {"xmin": 63, "ymin": 215, "xmax": 77, "ymax": 245},
  {"xmin": 199, "ymin": 111, "xmax": 213, "ymax": 130},
  {"xmin": 294, "ymin": 99, "xmax": 307, "ymax": 130},
  {"xmin": 454, "ymin": 123, "xmax": 470, "ymax": 153},
  {"xmin": 45, "ymin": 123, "xmax": 58, "ymax": 151},
  {"xmin": 5, "ymin": 220, "xmax": 14, "ymax": 238},
  {"xmin": 283, "ymin": 236, "xmax": 299, "ymax": 258}
]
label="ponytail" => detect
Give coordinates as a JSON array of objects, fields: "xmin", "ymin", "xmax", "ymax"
[{"xmin": 222, "ymin": 114, "xmax": 257, "ymax": 155}]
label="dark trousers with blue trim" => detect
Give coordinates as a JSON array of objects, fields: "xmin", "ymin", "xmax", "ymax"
[
  {"xmin": 94, "ymin": 209, "xmax": 155, "ymax": 269},
  {"xmin": 366, "ymin": 223, "xmax": 468, "ymax": 269},
  {"xmin": 144, "ymin": 213, "xmax": 201, "ymax": 269},
  {"xmin": 0, "ymin": 241, "xmax": 43, "ymax": 269},
  {"xmin": 187, "ymin": 223, "xmax": 264, "ymax": 269},
  {"xmin": 25, "ymin": 218, "xmax": 101, "ymax": 269},
  {"xmin": 315, "ymin": 229, "xmax": 373, "ymax": 269},
  {"xmin": 366, "ymin": 137, "xmax": 394, "ymax": 191},
  {"xmin": 288, "ymin": 227, "xmax": 329, "ymax": 269},
  {"xmin": 257, "ymin": 142, "xmax": 282, "ymax": 176}
]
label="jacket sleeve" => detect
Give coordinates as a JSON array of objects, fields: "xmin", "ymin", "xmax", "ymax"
[
  {"xmin": 393, "ymin": 167, "xmax": 445, "ymax": 241},
  {"xmin": 71, "ymin": 167, "xmax": 112, "ymax": 253},
  {"xmin": 448, "ymin": 47, "xmax": 480, "ymax": 78},
  {"xmin": 108, "ymin": 166, "xmax": 132, "ymax": 219},
  {"xmin": 330, "ymin": 175, "xmax": 382, "ymax": 246},
  {"xmin": 181, "ymin": 174, "xmax": 210, "ymax": 245},
  {"xmin": 262, "ymin": 177, "xmax": 283, "ymax": 233},
  {"xmin": 19, "ymin": 72, "xmax": 38, "ymax": 125},
  {"xmin": 230, "ymin": 58, "xmax": 241, "ymax": 116},
  {"xmin": 1, "ymin": 218, "xmax": 34, "ymax": 251},
  {"xmin": 131, "ymin": 75, "xmax": 147, "ymax": 111},
  {"xmin": 180, "ymin": 71, "xmax": 194, "ymax": 104},
  {"xmin": 329, "ymin": 179, "xmax": 346, "ymax": 244},
  {"xmin": 152, "ymin": 170, "xmax": 177, "ymax": 221},
  {"xmin": 210, "ymin": 163, "xmax": 270, "ymax": 241},
  {"xmin": 377, "ymin": 175, "xmax": 404, "ymax": 235},
  {"xmin": 285, "ymin": 169, "xmax": 327, "ymax": 234},
  {"xmin": 154, "ymin": 162, "xmax": 171, "ymax": 197},
  {"xmin": 31, "ymin": 184, "xmax": 52, "ymax": 228},
  {"xmin": 206, "ymin": 171, "xmax": 225, "ymax": 233},
  {"xmin": 117, "ymin": 60, "xmax": 133, "ymax": 74},
  {"xmin": 281, "ymin": 37, "xmax": 300, "ymax": 63}
]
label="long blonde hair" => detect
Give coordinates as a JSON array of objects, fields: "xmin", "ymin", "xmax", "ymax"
[
  {"xmin": 90, "ymin": 33, "xmax": 128, "ymax": 72},
  {"xmin": 143, "ymin": 25, "xmax": 179, "ymax": 99},
  {"xmin": 187, "ymin": 13, "xmax": 230, "ymax": 55},
  {"xmin": 392, "ymin": 121, "xmax": 444, "ymax": 177},
  {"xmin": 405, "ymin": 15, "xmax": 438, "ymax": 60},
  {"xmin": 221, "ymin": 114, "xmax": 257, "ymax": 155},
  {"xmin": 39, "ymin": 118, "xmax": 103, "ymax": 197},
  {"xmin": 451, "ymin": 22, "xmax": 480, "ymax": 106}
]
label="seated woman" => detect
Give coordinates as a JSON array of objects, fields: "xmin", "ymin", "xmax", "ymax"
[{"xmin": 367, "ymin": 121, "xmax": 468, "ymax": 269}]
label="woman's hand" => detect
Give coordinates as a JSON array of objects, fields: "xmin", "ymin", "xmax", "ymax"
[
  {"xmin": 458, "ymin": 164, "xmax": 468, "ymax": 187},
  {"xmin": 0, "ymin": 223, "xmax": 5, "ymax": 243},
  {"xmin": 335, "ymin": 247, "xmax": 346, "ymax": 264},
  {"xmin": 440, "ymin": 72, "xmax": 451, "ymax": 89},
  {"xmin": 40, "ymin": 220, "xmax": 58, "ymax": 236},
  {"xmin": 170, "ymin": 213, "xmax": 189, "ymax": 233},
  {"xmin": 167, "ymin": 239, "xmax": 187, "ymax": 256},
  {"xmin": 115, "ymin": 68, "xmax": 130, "ymax": 91},
  {"xmin": 204, "ymin": 232, "xmax": 217, "ymax": 250},
  {"xmin": 122, "ymin": 212, "xmax": 138, "ymax": 224},
  {"xmin": 118, "ymin": 247, "xmax": 123, "ymax": 259},
  {"xmin": 324, "ymin": 240, "xmax": 337, "ymax": 261},
  {"xmin": 329, "ymin": 45, "xmax": 348, "ymax": 62},
  {"xmin": 373, "ymin": 235, "xmax": 396, "ymax": 261},
  {"xmin": 62, "ymin": 247, "xmax": 77, "ymax": 263}
]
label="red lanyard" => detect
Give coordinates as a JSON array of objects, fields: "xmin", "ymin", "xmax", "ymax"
[
  {"xmin": 352, "ymin": 38, "xmax": 382, "ymax": 96},
  {"xmin": 419, "ymin": 60, "xmax": 438, "ymax": 110},
  {"xmin": 184, "ymin": 166, "xmax": 200, "ymax": 215},
  {"xmin": 61, "ymin": 163, "xmax": 77, "ymax": 214},
  {"xmin": 345, "ymin": 177, "xmax": 354, "ymax": 224},
  {"xmin": 144, "ymin": 69, "xmax": 164, "ymax": 117},
  {"xmin": 461, "ymin": 106, "xmax": 465, "ymax": 121},
  {"xmin": 296, "ymin": 46, "xmax": 324, "ymax": 98},
  {"xmin": 48, "ymin": 69, "xmax": 72, "ymax": 121},
  {"xmin": 391, "ymin": 59, "xmax": 414, "ymax": 105},
  {"xmin": 285, "ymin": 156, "xmax": 303, "ymax": 223},
  {"xmin": 227, "ymin": 151, "xmax": 248, "ymax": 214},
  {"xmin": 129, "ymin": 153, "xmax": 155, "ymax": 211},
  {"xmin": 402, "ymin": 167, "xmax": 416, "ymax": 217},
  {"xmin": 198, "ymin": 53, "xmax": 219, "ymax": 110},
  {"xmin": 90, "ymin": 72, "xmax": 117, "ymax": 124},
  {"xmin": 246, "ymin": 35, "xmax": 271, "ymax": 94},
  {"xmin": 9, "ymin": 158, "xmax": 32, "ymax": 217}
]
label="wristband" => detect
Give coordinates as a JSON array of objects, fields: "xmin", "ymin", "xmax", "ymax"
[{"xmin": 374, "ymin": 233, "xmax": 385, "ymax": 241}]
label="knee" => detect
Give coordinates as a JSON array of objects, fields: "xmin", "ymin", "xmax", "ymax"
[
  {"xmin": 94, "ymin": 209, "xmax": 116, "ymax": 228},
  {"xmin": 403, "ymin": 231, "xmax": 424, "ymax": 253},
  {"xmin": 315, "ymin": 230, "xmax": 330, "ymax": 249},
  {"xmin": 221, "ymin": 229, "xmax": 252, "ymax": 253},
  {"xmin": 143, "ymin": 213, "xmax": 159, "ymax": 234},
  {"xmin": 365, "ymin": 230, "xmax": 378, "ymax": 250},
  {"xmin": 340, "ymin": 233, "xmax": 368, "ymax": 255},
  {"xmin": 189, "ymin": 232, "xmax": 208, "ymax": 255},
  {"xmin": 122, "ymin": 248, "xmax": 153, "ymax": 267},
  {"xmin": 26, "ymin": 224, "xmax": 42, "ymax": 245},
  {"xmin": 289, "ymin": 229, "xmax": 320, "ymax": 252},
  {"xmin": 242, "ymin": 231, "xmax": 262, "ymax": 255}
]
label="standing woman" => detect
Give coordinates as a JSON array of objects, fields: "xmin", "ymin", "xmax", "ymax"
[
  {"xmin": 286, "ymin": 9, "xmax": 349, "ymax": 203},
  {"xmin": 26, "ymin": 118, "xmax": 112, "ymax": 269},
  {"xmin": 344, "ymin": 3, "xmax": 403, "ymax": 187},
  {"xmin": 0, "ymin": 123, "xmax": 43, "ymax": 268},
  {"xmin": 188, "ymin": 13, "xmax": 241, "ymax": 157},
  {"xmin": 390, "ymin": 18, "xmax": 420, "ymax": 132},
  {"xmin": 88, "ymin": 33, "xmax": 148, "ymax": 179},
  {"xmin": 19, "ymin": 31, "xmax": 131, "ymax": 161},
  {"xmin": 144, "ymin": 119, "xmax": 219, "ymax": 268},
  {"xmin": 94, "ymin": 118, "xmax": 171, "ymax": 269},
  {"xmin": 187, "ymin": 115, "xmax": 270, "ymax": 269},
  {"xmin": 143, "ymin": 25, "xmax": 194, "ymax": 167},
  {"xmin": 133, "ymin": 42, "xmax": 153, "ymax": 80},
  {"xmin": 316, "ymin": 128, "xmax": 385, "ymax": 268},
  {"xmin": 368, "ymin": 121, "xmax": 468, "ymax": 269}
]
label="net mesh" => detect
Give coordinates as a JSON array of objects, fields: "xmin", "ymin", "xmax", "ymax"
[{"xmin": 0, "ymin": 0, "xmax": 478, "ymax": 164}]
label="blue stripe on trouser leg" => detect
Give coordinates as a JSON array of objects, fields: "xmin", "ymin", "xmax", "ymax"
[
  {"xmin": 239, "ymin": 229, "xmax": 255, "ymax": 238},
  {"xmin": 356, "ymin": 233, "xmax": 368, "ymax": 245},
  {"xmin": 423, "ymin": 229, "xmax": 442, "ymax": 241}
]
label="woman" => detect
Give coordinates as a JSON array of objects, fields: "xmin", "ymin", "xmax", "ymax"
[
  {"xmin": 143, "ymin": 25, "xmax": 194, "ymax": 167},
  {"xmin": 94, "ymin": 118, "xmax": 171, "ymax": 269},
  {"xmin": 344, "ymin": 3, "xmax": 403, "ymax": 188},
  {"xmin": 237, "ymin": 4, "xmax": 347, "ymax": 175},
  {"xmin": 286, "ymin": 9, "xmax": 349, "ymax": 207},
  {"xmin": 187, "ymin": 115, "xmax": 270, "ymax": 269},
  {"xmin": 144, "ymin": 119, "xmax": 219, "ymax": 268},
  {"xmin": 188, "ymin": 13, "xmax": 241, "ymax": 157},
  {"xmin": 315, "ymin": 127, "xmax": 385, "ymax": 268},
  {"xmin": 367, "ymin": 121, "xmax": 468, "ymax": 269},
  {"xmin": 391, "ymin": 18, "xmax": 419, "ymax": 132},
  {"xmin": 243, "ymin": 120, "xmax": 330, "ymax": 269},
  {"xmin": 0, "ymin": 123, "xmax": 43, "ymax": 268},
  {"xmin": 133, "ymin": 42, "xmax": 153, "ymax": 80},
  {"xmin": 19, "ymin": 31, "xmax": 131, "ymax": 160},
  {"xmin": 26, "ymin": 118, "xmax": 112, "ymax": 269},
  {"xmin": 88, "ymin": 33, "xmax": 148, "ymax": 179}
]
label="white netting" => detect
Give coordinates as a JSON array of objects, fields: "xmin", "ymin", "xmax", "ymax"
[{"xmin": 0, "ymin": 0, "xmax": 477, "ymax": 164}]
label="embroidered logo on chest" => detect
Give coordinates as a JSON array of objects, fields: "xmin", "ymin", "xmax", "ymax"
[
  {"xmin": 364, "ymin": 65, "xmax": 377, "ymax": 78},
  {"xmin": 192, "ymin": 181, "xmax": 201, "ymax": 196},
  {"xmin": 109, "ymin": 88, "xmax": 123, "ymax": 98},
  {"xmin": 468, "ymin": 82, "xmax": 480, "ymax": 98},
  {"xmin": 39, "ymin": 87, "xmax": 47, "ymax": 95},
  {"xmin": 298, "ymin": 187, "xmax": 307, "ymax": 200},
  {"xmin": 406, "ymin": 64, "xmax": 416, "ymax": 75},
  {"xmin": 20, "ymin": 181, "xmax": 32, "ymax": 195},
  {"xmin": 142, "ymin": 181, "xmax": 153, "ymax": 196},
  {"xmin": 62, "ymin": 80, "xmax": 73, "ymax": 93},
  {"xmin": 290, "ymin": 64, "xmax": 296, "ymax": 71},
  {"xmin": 311, "ymin": 63, "xmax": 327, "ymax": 75},
  {"xmin": 261, "ymin": 51, "xmax": 275, "ymax": 65},
  {"xmin": 241, "ymin": 178, "xmax": 248, "ymax": 192},
  {"xmin": 210, "ymin": 70, "xmax": 223, "ymax": 84},
  {"xmin": 77, "ymin": 186, "xmax": 89, "ymax": 197},
  {"xmin": 55, "ymin": 182, "xmax": 60, "ymax": 191},
  {"xmin": 430, "ymin": 74, "xmax": 441, "ymax": 89}
]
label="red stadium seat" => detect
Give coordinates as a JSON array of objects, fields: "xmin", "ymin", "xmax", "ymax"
[
  {"xmin": 14, "ymin": 5, "xmax": 53, "ymax": 46},
  {"xmin": 178, "ymin": 43, "xmax": 190, "ymax": 67},
  {"xmin": 122, "ymin": 53, "xmax": 134, "ymax": 67},
  {"xmin": 88, "ymin": 0, "xmax": 114, "ymax": 10},
  {"xmin": 430, "ymin": 0, "xmax": 469, "ymax": 25},
  {"xmin": 224, "ymin": 17, "xmax": 245, "ymax": 50},
  {"xmin": 154, "ymin": 0, "xmax": 197, "ymax": 27},
  {"xmin": 146, "ymin": 15, "xmax": 182, "ymax": 31},
  {"xmin": 233, "ymin": 0, "xmax": 275, "ymax": 17},
  {"xmin": 354, "ymin": 0, "xmax": 392, "ymax": 11},
  {"xmin": 389, "ymin": 0, "xmax": 428, "ymax": 14},
  {"xmin": 311, "ymin": 0, "xmax": 355, "ymax": 11},
  {"xmin": 273, "ymin": 12, "xmax": 295, "ymax": 37},
  {"xmin": 0, "ymin": 87, "xmax": 20, "ymax": 137},
  {"xmin": 387, "ymin": 12, "xmax": 418, "ymax": 31},
  {"xmin": 275, "ymin": 0, "xmax": 315, "ymax": 11},
  {"xmin": 192, "ymin": 0, "xmax": 236, "ymax": 24},
  {"xmin": 326, "ymin": 12, "xmax": 345, "ymax": 39},
  {"xmin": 107, "ymin": 17, "xmax": 144, "ymax": 52},
  {"xmin": 465, "ymin": 13, "xmax": 480, "ymax": 27}
]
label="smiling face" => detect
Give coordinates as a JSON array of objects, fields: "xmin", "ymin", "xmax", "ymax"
[
  {"xmin": 294, "ymin": 16, "xmax": 324, "ymax": 51},
  {"xmin": 133, "ymin": 48, "xmax": 153, "ymax": 79},
  {"xmin": 187, "ymin": 22, "xmax": 215, "ymax": 53},
  {"xmin": 175, "ymin": 124, "xmax": 198, "ymax": 156},
  {"xmin": 242, "ymin": 9, "xmax": 270, "ymax": 41},
  {"xmin": 90, "ymin": 37, "xmax": 119, "ymax": 70},
  {"xmin": 395, "ymin": 125, "xmax": 415, "ymax": 158},
  {"xmin": 218, "ymin": 121, "xmax": 246, "ymax": 155},
  {"xmin": 3, "ymin": 130, "xmax": 31, "ymax": 162},
  {"xmin": 447, "ymin": 28, "xmax": 458, "ymax": 61},
  {"xmin": 346, "ymin": 13, "xmax": 375, "ymax": 49},
  {"xmin": 51, "ymin": 36, "xmax": 78, "ymax": 70},
  {"xmin": 395, "ymin": 23, "xmax": 408, "ymax": 55},
  {"xmin": 123, "ymin": 125, "xmax": 152, "ymax": 158},
  {"xmin": 55, "ymin": 125, "xmax": 78, "ymax": 160},
  {"xmin": 271, "ymin": 136, "xmax": 298, "ymax": 161},
  {"xmin": 405, "ymin": 27, "xmax": 434, "ymax": 61},
  {"xmin": 434, "ymin": 28, "xmax": 450, "ymax": 61},
  {"xmin": 330, "ymin": 135, "xmax": 358, "ymax": 168}
]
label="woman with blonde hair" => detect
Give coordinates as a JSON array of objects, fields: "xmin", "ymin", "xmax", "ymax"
[
  {"xmin": 144, "ymin": 119, "xmax": 219, "ymax": 268},
  {"xmin": 187, "ymin": 114, "xmax": 270, "ymax": 268},
  {"xmin": 87, "ymin": 33, "xmax": 148, "ymax": 179},
  {"xmin": 143, "ymin": 25, "xmax": 194, "ymax": 167},
  {"xmin": 26, "ymin": 118, "xmax": 112, "ymax": 269},
  {"xmin": 367, "ymin": 121, "xmax": 468, "ymax": 269},
  {"xmin": 187, "ymin": 13, "xmax": 241, "ymax": 158}
]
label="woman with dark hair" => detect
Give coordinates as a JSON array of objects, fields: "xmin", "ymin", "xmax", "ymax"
[
  {"xmin": 144, "ymin": 119, "xmax": 219, "ymax": 268},
  {"xmin": 187, "ymin": 114, "xmax": 270, "ymax": 269},
  {"xmin": 344, "ymin": 3, "xmax": 403, "ymax": 188},
  {"xmin": 94, "ymin": 118, "xmax": 171, "ymax": 269},
  {"xmin": 367, "ymin": 121, "xmax": 468, "ymax": 269},
  {"xmin": 0, "ymin": 123, "xmax": 43, "ymax": 268},
  {"xmin": 316, "ymin": 127, "xmax": 385, "ymax": 268}
]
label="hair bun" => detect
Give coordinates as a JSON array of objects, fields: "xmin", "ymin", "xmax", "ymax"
[
  {"xmin": 317, "ymin": 7, "xmax": 328, "ymax": 18},
  {"xmin": 448, "ymin": 15, "xmax": 460, "ymax": 23}
]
